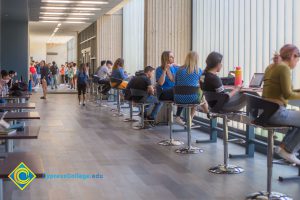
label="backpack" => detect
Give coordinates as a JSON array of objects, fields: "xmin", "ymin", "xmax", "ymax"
[{"xmin": 77, "ymin": 72, "xmax": 88, "ymax": 85}]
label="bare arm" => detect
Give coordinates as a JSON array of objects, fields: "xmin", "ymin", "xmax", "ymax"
[{"xmin": 157, "ymin": 70, "xmax": 167, "ymax": 86}]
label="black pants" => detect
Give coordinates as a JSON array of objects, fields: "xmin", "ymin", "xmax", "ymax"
[
  {"xmin": 98, "ymin": 79, "xmax": 111, "ymax": 94},
  {"xmin": 157, "ymin": 87, "xmax": 183, "ymax": 117}
]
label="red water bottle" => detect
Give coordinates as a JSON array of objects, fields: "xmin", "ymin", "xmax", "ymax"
[{"xmin": 234, "ymin": 66, "xmax": 242, "ymax": 86}]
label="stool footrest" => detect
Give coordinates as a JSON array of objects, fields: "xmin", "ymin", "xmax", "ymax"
[
  {"xmin": 228, "ymin": 138, "xmax": 246, "ymax": 144},
  {"xmin": 246, "ymin": 191, "xmax": 293, "ymax": 200},
  {"xmin": 208, "ymin": 164, "xmax": 244, "ymax": 174}
]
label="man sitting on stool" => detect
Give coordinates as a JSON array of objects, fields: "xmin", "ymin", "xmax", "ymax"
[{"xmin": 126, "ymin": 66, "xmax": 163, "ymax": 122}]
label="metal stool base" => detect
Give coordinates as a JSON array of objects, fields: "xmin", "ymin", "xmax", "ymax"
[
  {"xmin": 175, "ymin": 146, "xmax": 204, "ymax": 154},
  {"xmin": 246, "ymin": 191, "xmax": 293, "ymax": 200},
  {"xmin": 113, "ymin": 113, "xmax": 124, "ymax": 117},
  {"xmin": 208, "ymin": 164, "xmax": 244, "ymax": 174},
  {"xmin": 158, "ymin": 139, "xmax": 184, "ymax": 146}
]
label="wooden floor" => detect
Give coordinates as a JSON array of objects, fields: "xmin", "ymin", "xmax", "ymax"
[{"xmin": 4, "ymin": 93, "xmax": 300, "ymax": 200}]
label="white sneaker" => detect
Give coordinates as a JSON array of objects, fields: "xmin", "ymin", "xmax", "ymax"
[
  {"xmin": 175, "ymin": 117, "xmax": 185, "ymax": 126},
  {"xmin": 276, "ymin": 146, "xmax": 300, "ymax": 165},
  {"xmin": 79, "ymin": 102, "xmax": 82, "ymax": 105}
]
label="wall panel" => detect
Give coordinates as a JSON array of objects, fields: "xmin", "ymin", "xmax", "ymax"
[
  {"xmin": 97, "ymin": 13, "xmax": 123, "ymax": 67},
  {"xmin": 123, "ymin": 0, "xmax": 144, "ymax": 74},
  {"xmin": 193, "ymin": 0, "xmax": 300, "ymax": 88},
  {"xmin": 145, "ymin": 0, "xmax": 192, "ymax": 68}
]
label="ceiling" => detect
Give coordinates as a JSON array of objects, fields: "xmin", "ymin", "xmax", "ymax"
[{"xmin": 28, "ymin": 0, "xmax": 125, "ymax": 43}]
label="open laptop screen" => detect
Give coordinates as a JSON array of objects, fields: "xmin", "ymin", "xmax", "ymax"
[{"xmin": 249, "ymin": 73, "xmax": 264, "ymax": 88}]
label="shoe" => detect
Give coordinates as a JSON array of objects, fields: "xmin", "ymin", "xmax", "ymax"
[
  {"xmin": 40, "ymin": 96, "xmax": 46, "ymax": 99},
  {"xmin": 79, "ymin": 102, "xmax": 82, "ymax": 105},
  {"xmin": 276, "ymin": 146, "xmax": 300, "ymax": 165},
  {"xmin": 83, "ymin": 102, "xmax": 86, "ymax": 106},
  {"xmin": 175, "ymin": 117, "xmax": 185, "ymax": 126}
]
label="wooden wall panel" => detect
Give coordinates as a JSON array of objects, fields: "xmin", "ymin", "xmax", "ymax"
[
  {"xmin": 97, "ymin": 13, "xmax": 123, "ymax": 67},
  {"xmin": 144, "ymin": 0, "xmax": 192, "ymax": 68}
]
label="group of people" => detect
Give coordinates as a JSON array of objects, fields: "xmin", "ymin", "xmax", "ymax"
[{"xmin": 96, "ymin": 44, "xmax": 300, "ymax": 166}]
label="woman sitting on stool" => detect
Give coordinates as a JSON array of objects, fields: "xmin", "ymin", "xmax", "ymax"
[
  {"xmin": 174, "ymin": 51, "xmax": 208, "ymax": 120},
  {"xmin": 111, "ymin": 58, "xmax": 128, "ymax": 89},
  {"xmin": 156, "ymin": 51, "xmax": 184, "ymax": 125},
  {"xmin": 263, "ymin": 44, "xmax": 300, "ymax": 165},
  {"xmin": 200, "ymin": 52, "xmax": 247, "ymax": 112}
]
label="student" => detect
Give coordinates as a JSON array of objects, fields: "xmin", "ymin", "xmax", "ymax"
[
  {"xmin": 68, "ymin": 65, "xmax": 74, "ymax": 89},
  {"xmin": 200, "ymin": 52, "xmax": 246, "ymax": 112},
  {"xmin": 64, "ymin": 64, "xmax": 69, "ymax": 85},
  {"xmin": 262, "ymin": 44, "xmax": 300, "ymax": 165},
  {"xmin": 29, "ymin": 62, "xmax": 37, "ymax": 87},
  {"xmin": 40, "ymin": 61, "xmax": 48, "ymax": 99},
  {"xmin": 50, "ymin": 61, "xmax": 58, "ymax": 89},
  {"xmin": 156, "ymin": 51, "xmax": 184, "ymax": 125},
  {"xmin": 77, "ymin": 64, "xmax": 89, "ymax": 106},
  {"xmin": 73, "ymin": 63, "xmax": 77, "ymax": 90},
  {"xmin": 126, "ymin": 66, "xmax": 163, "ymax": 121},
  {"xmin": 35, "ymin": 62, "xmax": 41, "ymax": 86},
  {"xmin": 111, "ymin": 58, "xmax": 128, "ymax": 89},
  {"xmin": 7, "ymin": 70, "xmax": 16, "ymax": 88},
  {"xmin": 174, "ymin": 52, "xmax": 208, "ymax": 121},
  {"xmin": 96, "ymin": 60, "xmax": 109, "ymax": 79},
  {"xmin": 106, "ymin": 60, "xmax": 113, "ymax": 74},
  {"xmin": 60, "ymin": 64, "xmax": 65, "ymax": 84}
]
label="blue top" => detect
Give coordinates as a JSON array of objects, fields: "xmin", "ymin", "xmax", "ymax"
[
  {"xmin": 155, "ymin": 65, "xmax": 178, "ymax": 90},
  {"xmin": 77, "ymin": 71, "xmax": 88, "ymax": 84},
  {"xmin": 111, "ymin": 67, "xmax": 128, "ymax": 80},
  {"xmin": 174, "ymin": 67, "xmax": 203, "ymax": 104}
]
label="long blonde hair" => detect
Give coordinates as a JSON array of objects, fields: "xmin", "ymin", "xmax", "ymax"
[
  {"xmin": 161, "ymin": 51, "xmax": 171, "ymax": 69},
  {"xmin": 184, "ymin": 51, "xmax": 199, "ymax": 74}
]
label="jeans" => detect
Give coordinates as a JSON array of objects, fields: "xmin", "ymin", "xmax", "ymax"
[
  {"xmin": 221, "ymin": 93, "xmax": 247, "ymax": 112},
  {"xmin": 268, "ymin": 105, "xmax": 300, "ymax": 153},
  {"xmin": 145, "ymin": 95, "xmax": 163, "ymax": 119},
  {"xmin": 32, "ymin": 73, "xmax": 38, "ymax": 86},
  {"xmin": 51, "ymin": 75, "xmax": 58, "ymax": 89}
]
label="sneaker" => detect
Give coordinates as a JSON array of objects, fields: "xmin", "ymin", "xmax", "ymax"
[
  {"xmin": 40, "ymin": 96, "xmax": 46, "ymax": 99},
  {"xmin": 79, "ymin": 102, "xmax": 82, "ymax": 105},
  {"xmin": 175, "ymin": 116, "xmax": 185, "ymax": 126},
  {"xmin": 276, "ymin": 146, "xmax": 300, "ymax": 165},
  {"xmin": 83, "ymin": 102, "xmax": 86, "ymax": 106}
]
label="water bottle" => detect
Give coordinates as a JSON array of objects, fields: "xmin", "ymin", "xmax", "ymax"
[{"xmin": 234, "ymin": 66, "xmax": 243, "ymax": 86}]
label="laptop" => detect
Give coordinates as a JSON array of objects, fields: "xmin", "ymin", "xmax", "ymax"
[{"xmin": 248, "ymin": 73, "xmax": 264, "ymax": 88}]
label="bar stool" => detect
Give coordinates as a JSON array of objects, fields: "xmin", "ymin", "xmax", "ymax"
[
  {"xmin": 173, "ymin": 86, "xmax": 204, "ymax": 154},
  {"xmin": 96, "ymin": 84, "xmax": 107, "ymax": 107},
  {"xmin": 204, "ymin": 91, "xmax": 245, "ymax": 174},
  {"xmin": 158, "ymin": 101, "xmax": 184, "ymax": 146},
  {"xmin": 110, "ymin": 78, "xmax": 124, "ymax": 117},
  {"xmin": 130, "ymin": 89, "xmax": 153, "ymax": 129},
  {"xmin": 123, "ymin": 100, "xmax": 139, "ymax": 122},
  {"xmin": 245, "ymin": 93, "xmax": 293, "ymax": 200}
]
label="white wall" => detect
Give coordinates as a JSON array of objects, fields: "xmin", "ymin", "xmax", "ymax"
[
  {"xmin": 67, "ymin": 37, "xmax": 77, "ymax": 63},
  {"xmin": 123, "ymin": 0, "xmax": 144, "ymax": 74},
  {"xmin": 46, "ymin": 43, "xmax": 67, "ymax": 67},
  {"xmin": 193, "ymin": 0, "xmax": 300, "ymax": 88},
  {"xmin": 30, "ymin": 41, "xmax": 46, "ymax": 62}
]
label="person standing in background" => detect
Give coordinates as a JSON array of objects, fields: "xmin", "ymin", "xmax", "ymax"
[
  {"xmin": 40, "ymin": 61, "xmax": 48, "ymax": 99},
  {"xmin": 68, "ymin": 65, "xmax": 74, "ymax": 89},
  {"xmin": 29, "ymin": 62, "xmax": 37, "ymax": 87},
  {"xmin": 35, "ymin": 62, "xmax": 41, "ymax": 87},
  {"xmin": 60, "ymin": 64, "xmax": 65, "ymax": 84},
  {"xmin": 77, "ymin": 64, "xmax": 89, "ymax": 106},
  {"xmin": 72, "ymin": 63, "xmax": 77, "ymax": 90},
  {"xmin": 50, "ymin": 61, "xmax": 58, "ymax": 89},
  {"xmin": 64, "ymin": 64, "xmax": 69, "ymax": 85}
]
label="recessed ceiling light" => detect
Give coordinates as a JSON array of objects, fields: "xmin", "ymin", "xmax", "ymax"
[
  {"xmin": 40, "ymin": 20, "xmax": 60, "ymax": 23},
  {"xmin": 41, "ymin": 0, "xmax": 108, "ymax": 4},
  {"xmin": 40, "ymin": 12, "xmax": 95, "ymax": 16},
  {"xmin": 40, "ymin": 16, "xmax": 89, "ymax": 20},
  {"xmin": 41, "ymin": 6, "xmax": 101, "ymax": 10}
]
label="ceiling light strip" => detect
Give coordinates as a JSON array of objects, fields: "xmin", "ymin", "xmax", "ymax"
[
  {"xmin": 41, "ymin": 6, "xmax": 101, "ymax": 10},
  {"xmin": 41, "ymin": 0, "xmax": 108, "ymax": 4},
  {"xmin": 40, "ymin": 12, "xmax": 95, "ymax": 16}
]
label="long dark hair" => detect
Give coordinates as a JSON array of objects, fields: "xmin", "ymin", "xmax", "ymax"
[{"xmin": 204, "ymin": 52, "xmax": 223, "ymax": 73}]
